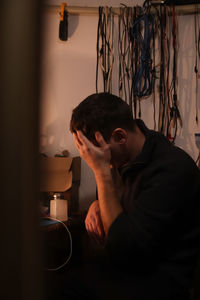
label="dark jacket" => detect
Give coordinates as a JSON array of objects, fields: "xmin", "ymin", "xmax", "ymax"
[{"xmin": 106, "ymin": 120, "xmax": 200, "ymax": 299}]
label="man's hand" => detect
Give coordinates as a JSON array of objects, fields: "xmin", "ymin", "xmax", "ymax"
[
  {"xmin": 73, "ymin": 130, "xmax": 122, "ymax": 235},
  {"xmin": 85, "ymin": 200, "xmax": 105, "ymax": 243},
  {"xmin": 73, "ymin": 131, "xmax": 111, "ymax": 176}
]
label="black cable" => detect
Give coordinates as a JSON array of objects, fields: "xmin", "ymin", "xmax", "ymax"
[
  {"xmin": 194, "ymin": 0, "xmax": 199, "ymax": 124},
  {"xmin": 170, "ymin": 5, "xmax": 182, "ymax": 142},
  {"xmin": 130, "ymin": 9, "xmax": 155, "ymax": 98},
  {"xmin": 96, "ymin": 7, "xmax": 102, "ymax": 93},
  {"xmin": 152, "ymin": 8, "xmax": 157, "ymax": 130},
  {"xmin": 158, "ymin": 4, "xmax": 166, "ymax": 134},
  {"xmin": 118, "ymin": 8, "xmax": 123, "ymax": 96},
  {"xmin": 96, "ymin": 7, "xmax": 114, "ymax": 93},
  {"xmin": 133, "ymin": 6, "xmax": 139, "ymax": 118},
  {"xmin": 118, "ymin": 7, "xmax": 133, "ymax": 105}
]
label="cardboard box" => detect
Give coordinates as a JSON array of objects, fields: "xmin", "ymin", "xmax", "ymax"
[
  {"xmin": 40, "ymin": 156, "xmax": 81, "ymax": 213},
  {"xmin": 40, "ymin": 157, "xmax": 73, "ymax": 192}
]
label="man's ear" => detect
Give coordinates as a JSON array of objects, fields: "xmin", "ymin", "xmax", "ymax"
[{"xmin": 111, "ymin": 128, "xmax": 127, "ymax": 144}]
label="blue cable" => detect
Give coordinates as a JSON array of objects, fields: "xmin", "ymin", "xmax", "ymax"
[{"xmin": 130, "ymin": 12, "xmax": 155, "ymax": 98}]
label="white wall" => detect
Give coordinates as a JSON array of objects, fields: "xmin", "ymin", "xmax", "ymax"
[{"xmin": 40, "ymin": 1, "xmax": 200, "ymax": 210}]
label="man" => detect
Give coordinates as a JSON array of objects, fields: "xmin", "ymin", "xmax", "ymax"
[{"xmin": 69, "ymin": 92, "xmax": 200, "ymax": 300}]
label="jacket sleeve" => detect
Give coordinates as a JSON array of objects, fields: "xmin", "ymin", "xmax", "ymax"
[{"xmin": 105, "ymin": 154, "xmax": 200, "ymax": 267}]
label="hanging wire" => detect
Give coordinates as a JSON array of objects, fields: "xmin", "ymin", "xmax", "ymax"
[
  {"xmin": 118, "ymin": 2, "xmax": 158, "ymax": 119},
  {"xmin": 132, "ymin": 6, "xmax": 140, "ymax": 118},
  {"xmin": 168, "ymin": 5, "xmax": 182, "ymax": 143},
  {"xmin": 96, "ymin": 7, "xmax": 114, "ymax": 93},
  {"xmin": 151, "ymin": 5, "xmax": 159, "ymax": 130},
  {"xmin": 130, "ymin": 5, "xmax": 156, "ymax": 99},
  {"xmin": 96, "ymin": 3, "xmax": 185, "ymax": 143},
  {"xmin": 118, "ymin": 6, "xmax": 134, "ymax": 111},
  {"xmin": 158, "ymin": 4, "xmax": 169, "ymax": 135},
  {"xmin": 194, "ymin": 0, "xmax": 200, "ymax": 125}
]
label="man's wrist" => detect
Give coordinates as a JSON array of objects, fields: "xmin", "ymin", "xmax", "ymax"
[{"xmin": 94, "ymin": 164, "xmax": 112, "ymax": 179}]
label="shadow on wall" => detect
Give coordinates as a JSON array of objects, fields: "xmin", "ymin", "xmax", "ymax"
[
  {"xmin": 40, "ymin": 119, "xmax": 68, "ymax": 156},
  {"xmin": 176, "ymin": 15, "xmax": 199, "ymax": 159},
  {"xmin": 68, "ymin": 14, "xmax": 79, "ymax": 39}
]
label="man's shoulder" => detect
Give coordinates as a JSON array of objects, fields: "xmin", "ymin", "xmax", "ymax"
[{"xmin": 151, "ymin": 131, "xmax": 196, "ymax": 165}]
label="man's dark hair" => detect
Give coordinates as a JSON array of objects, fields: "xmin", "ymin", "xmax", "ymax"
[{"xmin": 70, "ymin": 93, "xmax": 135, "ymax": 142}]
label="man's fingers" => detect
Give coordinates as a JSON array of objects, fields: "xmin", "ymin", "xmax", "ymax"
[
  {"xmin": 93, "ymin": 215, "xmax": 104, "ymax": 238},
  {"xmin": 86, "ymin": 221, "xmax": 101, "ymax": 243},
  {"xmin": 73, "ymin": 131, "xmax": 92, "ymax": 154},
  {"xmin": 85, "ymin": 215, "xmax": 104, "ymax": 241},
  {"xmin": 73, "ymin": 132, "xmax": 82, "ymax": 149},
  {"xmin": 77, "ymin": 130, "xmax": 93, "ymax": 147},
  {"xmin": 89, "ymin": 215, "xmax": 100, "ymax": 236},
  {"xmin": 76, "ymin": 130, "xmax": 109, "ymax": 153},
  {"xmin": 95, "ymin": 131, "xmax": 107, "ymax": 147},
  {"xmin": 85, "ymin": 221, "xmax": 93, "ymax": 233}
]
